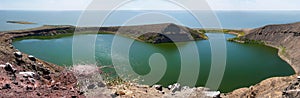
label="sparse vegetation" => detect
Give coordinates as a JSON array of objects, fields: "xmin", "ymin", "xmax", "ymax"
[
  {"xmin": 227, "ymin": 37, "xmax": 243, "ymax": 43},
  {"xmin": 228, "ymin": 36, "xmax": 265, "ymax": 44},
  {"xmin": 279, "ymin": 46, "xmax": 287, "ymax": 55},
  {"xmin": 243, "ymin": 39, "xmax": 265, "ymax": 44},
  {"xmin": 190, "ymin": 29, "xmax": 208, "ymax": 39},
  {"xmin": 105, "ymin": 76, "xmax": 126, "ymax": 87}
]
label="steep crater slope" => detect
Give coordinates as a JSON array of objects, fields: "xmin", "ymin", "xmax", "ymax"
[
  {"xmin": 243, "ymin": 22, "xmax": 300, "ymax": 73},
  {"xmin": 224, "ymin": 22, "xmax": 300, "ymax": 98}
]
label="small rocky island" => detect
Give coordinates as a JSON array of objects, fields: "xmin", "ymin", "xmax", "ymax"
[
  {"xmin": 0, "ymin": 22, "xmax": 300, "ymax": 97},
  {"xmin": 7, "ymin": 21, "xmax": 36, "ymax": 24}
]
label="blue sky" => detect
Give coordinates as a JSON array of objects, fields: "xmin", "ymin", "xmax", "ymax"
[{"xmin": 1, "ymin": 0, "xmax": 300, "ymax": 10}]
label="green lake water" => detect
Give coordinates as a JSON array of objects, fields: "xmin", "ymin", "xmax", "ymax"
[{"xmin": 12, "ymin": 33, "xmax": 295, "ymax": 92}]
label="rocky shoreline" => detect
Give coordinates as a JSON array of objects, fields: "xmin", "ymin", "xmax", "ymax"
[{"xmin": 1, "ymin": 22, "xmax": 300, "ymax": 97}]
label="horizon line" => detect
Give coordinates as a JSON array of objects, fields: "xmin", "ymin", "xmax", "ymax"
[{"xmin": 1, "ymin": 9, "xmax": 300, "ymax": 11}]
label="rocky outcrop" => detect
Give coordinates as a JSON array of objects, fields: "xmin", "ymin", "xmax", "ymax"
[
  {"xmin": 0, "ymin": 51, "xmax": 84, "ymax": 97},
  {"xmin": 223, "ymin": 75, "xmax": 297, "ymax": 98},
  {"xmin": 0, "ymin": 26, "xmax": 85, "ymax": 97},
  {"xmin": 282, "ymin": 76, "xmax": 300, "ymax": 98}
]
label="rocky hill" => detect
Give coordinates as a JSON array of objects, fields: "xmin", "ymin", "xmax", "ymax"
[
  {"xmin": 115, "ymin": 23, "xmax": 206, "ymax": 43},
  {"xmin": 223, "ymin": 22, "xmax": 300, "ymax": 98},
  {"xmin": 242, "ymin": 22, "xmax": 300, "ymax": 73}
]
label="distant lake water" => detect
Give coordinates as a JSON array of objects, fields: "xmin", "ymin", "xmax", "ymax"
[
  {"xmin": 12, "ymin": 33, "xmax": 295, "ymax": 92},
  {"xmin": 1, "ymin": 10, "xmax": 300, "ymax": 31}
]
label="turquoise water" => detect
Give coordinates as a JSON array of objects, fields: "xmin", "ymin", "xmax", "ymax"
[
  {"xmin": 12, "ymin": 33, "xmax": 295, "ymax": 92},
  {"xmin": 2, "ymin": 10, "xmax": 300, "ymax": 31}
]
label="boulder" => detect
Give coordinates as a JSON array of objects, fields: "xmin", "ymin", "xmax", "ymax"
[
  {"xmin": 170, "ymin": 83, "xmax": 181, "ymax": 93},
  {"xmin": 4, "ymin": 63, "xmax": 16, "ymax": 73},
  {"xmin": 2, "ymin": 84, "xmax": 11, "ymax": 89},
  {"xmin": 87, "ymin": 84, "xmax": 96, "ymax": 89},
  {"xmin": 153, "ymin": 85, "xmax": 163, "ymax": 91},
  {"xmin": 13, "ymin": 52, "xmax": 22, "ymax": 58},
  {"xmin": 181, "ymin": 86, "xmax": 190, "ymax": 90},
  {"xmin": 168, "ymin": 85, "xmax": 173, "ymax": 90},
  {"xmin": 28, "ymin": 78, "xmax": 36, "ymax": 83},
  {"xmin": 203, "ymin": 91, "xmax": 221, "ymax": 98},
  {"xmin": 28, "ymin": 55, "xmax": 36, "ymax": 61},
  {"xmin": 19, "ymin": 72, "xmax": 36, "ymax": 78},
  {"xmin": 115, "ymin": 90, "xmax": 126, "ymax": 96}
]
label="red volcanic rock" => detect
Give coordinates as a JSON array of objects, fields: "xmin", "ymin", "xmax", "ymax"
[{"xmin": 0, "ymin": 26, "xmax": 86, "ymax": 97}]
